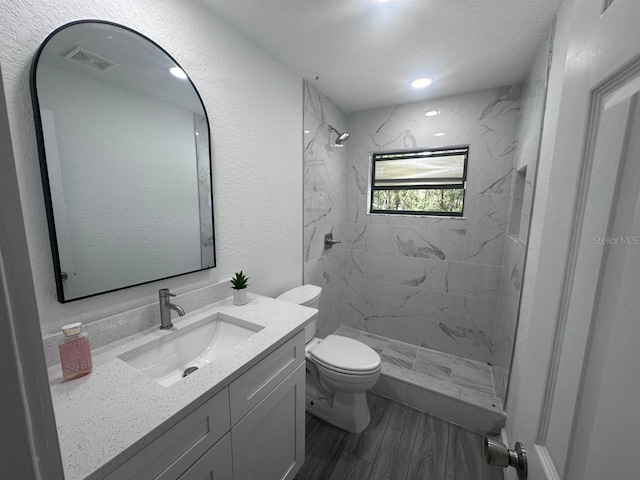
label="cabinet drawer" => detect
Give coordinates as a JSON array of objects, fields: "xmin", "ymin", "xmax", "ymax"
[
  {"xmin": 229, "ymin": 331, "xmax": 304, "ymax": 425},
  {"xmin": 104, "ymin": 388, "xmax": 230, "ymax": 480},
  {"xmin": 177, "ymin": 433, "xmax": 233, "ymax": 480}
]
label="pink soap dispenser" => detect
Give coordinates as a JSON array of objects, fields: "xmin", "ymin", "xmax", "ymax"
[{"xmin": 59, "ymin": 322, "xmax": 93, "ymax": 380}]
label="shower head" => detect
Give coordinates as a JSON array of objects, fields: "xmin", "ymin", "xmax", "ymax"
[{"xmin": 328, "ymin": 125, "xmax": 350, "ymax": 146}]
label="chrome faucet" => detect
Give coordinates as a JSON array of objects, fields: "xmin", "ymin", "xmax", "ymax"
[{"xmin": 158, "ymin": 288, "xmax": 185, "ymax": 330}]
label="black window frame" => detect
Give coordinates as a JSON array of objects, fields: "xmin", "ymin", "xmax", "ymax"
[{"xmin": 368, "ymin": 145, "xmax": 470, "ymax": 217}]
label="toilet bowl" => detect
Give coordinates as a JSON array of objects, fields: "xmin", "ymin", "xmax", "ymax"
[{"xmin": 276, "ymin": 285, "xmax": 381, "ymax": 433}]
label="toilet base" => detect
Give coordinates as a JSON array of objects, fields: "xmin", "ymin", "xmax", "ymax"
[{"xmin": 305, "ymin": 385, "xmax": 372, "ymax": 434}]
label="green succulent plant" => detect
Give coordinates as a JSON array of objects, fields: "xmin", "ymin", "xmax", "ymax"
[{"xmin": 230, "ymin": 271, "xmax": 249, "ymax": 290}]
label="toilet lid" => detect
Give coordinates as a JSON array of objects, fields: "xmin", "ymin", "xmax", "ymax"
[
  {"xmin": 276, "ymin": 285, "xmax": 322, "ymax": 306},
  {"xmin": 309, "ymin": 335, "xmax": 381, "ymax": 373}
]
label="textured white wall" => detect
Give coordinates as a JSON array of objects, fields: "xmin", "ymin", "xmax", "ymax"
[
  {"xmin": 505, "ymin": 0, "xmax": 573, "ymax": 435},
  {"xmin": 0, "ymin": 0, "xmax": 303, "ymax": 334},
  {"xmin": 39, "ymin": 63, "xmax": 202, "ymax": 299}
]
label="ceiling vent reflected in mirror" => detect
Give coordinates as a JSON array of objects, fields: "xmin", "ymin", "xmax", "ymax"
[{"xmin": 63, "ymin": 46, "xmax": 118, "ymax": 71}]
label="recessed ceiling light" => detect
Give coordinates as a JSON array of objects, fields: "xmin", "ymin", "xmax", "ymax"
[
  {"xmin": 425, "ymin": 110, "xmax": 440, "ymax": 117},
  {"xmin": 169, "ymin": 67, "xmax": 188, "ymax": 80},
  {"xmin": 304, "ymin": 130, "xmax": 310, "ymax": 134},
  {"xmin": 411, "ymin": 77, "xmax": 432, "ymax": 89},
  {"xmin": 434, "ymin": 133, "xmax": 445, "ymax": 137}
]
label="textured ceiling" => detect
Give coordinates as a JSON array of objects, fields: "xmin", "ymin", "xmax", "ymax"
[{"xmin": 199, "ymin": 0, "xmax": 561, "ymax": 112}]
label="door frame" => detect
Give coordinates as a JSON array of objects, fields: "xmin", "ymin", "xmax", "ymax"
[
  {"xmin": 0, "ymin": 65, "xmax": 64, "ymax": 478},
  {"xmin": 506, "ymin": 0, "xmax": 640, "ymax": 478}
]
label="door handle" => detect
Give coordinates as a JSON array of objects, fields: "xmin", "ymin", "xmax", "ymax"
[{"xmin": 485, "ymin": 438, "xmax": 528, "ymax": 480}]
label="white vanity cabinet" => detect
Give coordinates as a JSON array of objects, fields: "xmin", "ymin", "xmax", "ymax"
[
  {"xmin": 102, "ymin": 331, "xmax": 306, "ymax": 480},
  {"xmin": 229, "ymin": 331, "xmax": 306, "ymax": 480},
  {"xmin": 231, "ymin": 363, "xmax": 305, "ymax": 480},
  {"xmin": 103, "ymin": 388, "xmax": 231, "ymax": 480}
]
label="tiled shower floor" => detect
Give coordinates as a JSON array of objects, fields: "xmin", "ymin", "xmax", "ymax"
[{"xmin": 334, "ymin": 326, "xmax": 504, "ymax": 420}]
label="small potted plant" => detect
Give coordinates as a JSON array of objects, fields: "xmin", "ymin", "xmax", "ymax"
[{"xmin": 230, "ymin": 271, "xmax": 249, "ymax": 306}]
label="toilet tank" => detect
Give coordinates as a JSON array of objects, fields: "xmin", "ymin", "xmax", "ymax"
[
  {"xmin": 276, "ymin": 285, "xmax": 322, "ymax": 343},
  {"xmin": 276, "ymin": 285, "xmax": 322, "ymax": 308}
]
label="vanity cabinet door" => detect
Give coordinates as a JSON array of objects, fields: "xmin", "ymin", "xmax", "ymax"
[
  {"xmin": 177, "ymin": 433, "xmax": 233, "ymax": 480},
  {"xmin": 231, "ymin": 363, "xmax": 305, "ymax": 480}
]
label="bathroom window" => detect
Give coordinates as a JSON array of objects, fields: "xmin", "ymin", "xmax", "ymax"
[{"xmin": 369, "ymin": 146, "xmax": 469, "ymax": 216}]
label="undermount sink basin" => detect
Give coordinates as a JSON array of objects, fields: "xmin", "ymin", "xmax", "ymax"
[{"xmin": 119, "ymin": 313, "xmax": 263, "ymax": 387}]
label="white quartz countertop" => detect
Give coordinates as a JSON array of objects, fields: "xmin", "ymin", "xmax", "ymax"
[{"xmin": 47, "ymin": 294, "xmax": 317, "ymax": 480}]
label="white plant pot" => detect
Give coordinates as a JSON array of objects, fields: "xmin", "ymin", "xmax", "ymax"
[{"xmin": 233, "ymin": 289, "xmax": 249, "ymax": 306}]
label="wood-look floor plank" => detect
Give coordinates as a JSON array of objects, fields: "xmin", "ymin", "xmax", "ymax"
[
  {"xmin": 300, "ymin": 395, "xmax": 495, "ymax": 480},
  {"xmin": 328, "ymin": 452, "xmax": 372, "ymax": 480},
  {"xmin": 388, "ymin": 403, "xmax": 421, "ymax": 437},
  {"xmin": 305, "ymin": 412, "xmax": 320, "ymax": 437},
  {"xmin": 406, "ymin": 413, "xmax": 450, "ymax": 480},
  {"xmin": 444, "ymin": 425, "xmax": 485, "ymax": 480},
  {"xmin": 367, "ymin": 427, "xmax": 415, "ymax": 480},
  {"xmin": 345, "ymin": 393, "xmax": 394, "ymax": 463},
  {"xmin": 295, "ymin": 415, "xmax": 350, "ymax": 480}
]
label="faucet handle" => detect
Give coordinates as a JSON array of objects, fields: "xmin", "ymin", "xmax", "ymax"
[{"xmin": 159, "ymin": 288, "xmax": 175, "ymax": 298}]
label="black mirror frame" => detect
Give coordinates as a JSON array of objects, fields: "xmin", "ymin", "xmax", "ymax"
[{"xmin": 30, "ymin": 19, "xmax": 216, "ymax": 303}]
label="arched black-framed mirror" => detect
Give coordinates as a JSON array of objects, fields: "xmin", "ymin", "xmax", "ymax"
[{"xmin": 31, "ymin": 20, "xmax": 216, "ymax": 303}]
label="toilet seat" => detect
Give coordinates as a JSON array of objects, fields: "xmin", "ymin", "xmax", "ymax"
[
  {"xmin": 309, "ymin": 335, "xmax": 381, "ymax": 375},
  {"xmin": 313, "ymin": 357, "xmax": 381, "ymax": 376}
]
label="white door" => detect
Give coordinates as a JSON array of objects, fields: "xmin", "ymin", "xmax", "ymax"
[{"xmin": 505, "ymin": 0, "xmax": 640, "ymax": 479}]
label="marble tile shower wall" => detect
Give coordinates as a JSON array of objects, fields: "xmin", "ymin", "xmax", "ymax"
[
  {"xmin": 303, "ymin": 83, "xmax": 348, "ymax": 337},
  {"xmin": 492, "ymin": 33, "xmax": 552, "ymax": 401},
  {"xmin": 341, "ymin": 86, "xmax": 522, "ymax": 365}
]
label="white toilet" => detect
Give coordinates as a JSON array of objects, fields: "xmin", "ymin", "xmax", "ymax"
[{"xmin": 276, "ymin": 285, "xmax": 381, "ymax": 433}]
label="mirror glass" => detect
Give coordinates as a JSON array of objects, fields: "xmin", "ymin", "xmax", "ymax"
[{"xmin": 31, "ymin": 21, "xmax": 215, "ymax": 303}]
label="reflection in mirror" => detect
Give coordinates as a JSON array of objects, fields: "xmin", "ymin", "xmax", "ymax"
[{"xmin": 31, "ymin": 21, "xmax": 215, "ymax": 303}]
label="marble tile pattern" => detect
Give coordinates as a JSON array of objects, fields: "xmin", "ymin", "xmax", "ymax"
[
  {"xmin": 194, "ymin": 113, "xmax": 215, "ymax": 268},
  {"xmin": 381, "ymin": 340, "xmax": 418, "ymax": 369},
  {"xmin": 492, "ymin": 236, "xmax": 525, "ymax": 374},
  {"xmin": 303, "ymin": 82, "xmax": 348, "ymax": 339},
  {"xmin": 334, "ymin": 326, "xmax": 505, "ymax": 434},
  {"xmin": 491, "ymin": 34, "xmax": 550, "ymax": 402},
  {"xmin": 452, "ymin": 357, "xmax": 495, "ymax": 395},
  {"xmin": 340, "ymin": 85, "xmax": 522, "ymax": 366},
  {"xmin": 304, "ymin": 83, "xmax": 537, "ymax": 403},
  {"xmin": 295, "ymin": 394, "xmax": 504, "ymax": 480}
]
